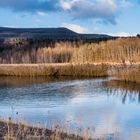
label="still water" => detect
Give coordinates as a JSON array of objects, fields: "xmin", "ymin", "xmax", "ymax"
[{"xmin": 0, "ymin": 77, "xmax": 140, "ymax": 139}]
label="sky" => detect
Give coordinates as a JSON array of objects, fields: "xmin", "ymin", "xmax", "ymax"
[{"xmin": 0, "ymin": 0, "xmax": 140, "ymax": 36}]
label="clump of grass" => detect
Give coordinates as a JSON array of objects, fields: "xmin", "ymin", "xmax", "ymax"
[{"xmin": 113, "ymin": 65, "xmax": 140, "ymax": 84}]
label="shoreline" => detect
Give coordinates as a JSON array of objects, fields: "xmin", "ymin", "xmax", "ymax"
[
  {"xmin": 0, "ymin": 63, "xmax": 139, "ymax": 83},
  {"xmin": 0, "ymin": 119, "xmax": 83, "ymax": 140}
]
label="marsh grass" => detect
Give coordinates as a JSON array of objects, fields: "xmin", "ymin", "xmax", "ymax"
[
  {"xmin": 112, "ymin": 65, "xmax": 140, "ymax": 84},
  {"xmin": 0, "ymin": 63, "xmax": 140, "ymax": 84},
  {"xmin": 71, "ymin": 37, "xmax": 140, "ymax": 64},
  {"xmin": 0, "ymin": 37, "xmax": 140, "ymax": 82},
  {"xmin": 0, "ymin": 64, "xmax": 108, "ymax": 77},
  {"xmin": 1, "ymin": 38, "xmax": 140, "ymax": 64}
]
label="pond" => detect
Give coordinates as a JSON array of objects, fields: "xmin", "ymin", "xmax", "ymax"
[{"xmin": 0, "ymin": 77, "xmax": 140, "ymax": 139}]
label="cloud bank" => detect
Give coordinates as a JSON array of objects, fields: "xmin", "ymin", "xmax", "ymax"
[
  {"xmin": 0, "ymin": 0, "xmax": 134, "ymax": 25},
  {"xmin": 61, "ymin": 0, "xmax": 117, "ymax": 24},
  {"xmin": 105, "ymin": 32, "xmax": 137, "ymax": 37}
]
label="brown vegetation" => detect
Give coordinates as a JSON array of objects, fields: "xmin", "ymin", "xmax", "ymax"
[
  {"xmin": 0, "ymin": 38, "xmax": 140, "ymax": 139},
  {"xmin": 0, "ymin": 37, "xmax": 140, "ymax": 83},
  {"xmin": 0, "ymin": 118, "xmax": 84, "ymax": 140},
  {"xmin": 113, "ymin": 65, "xmax": 140, "ymax": 84},
  {"xmin": 0, "ymin": 118, "xmax": 119, "ymax": 140},
  {"xmin": 0, "ymin": 63, "xmax": 108, "ymax": 77},
  {"xmin": 0, "ymin": 37, "xmax": 140, "ymax": 64}
]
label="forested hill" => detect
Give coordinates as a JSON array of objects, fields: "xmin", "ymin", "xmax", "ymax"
[{"xmin": 0, "ymin": 27, "xmax": 113, "ymax": 41}]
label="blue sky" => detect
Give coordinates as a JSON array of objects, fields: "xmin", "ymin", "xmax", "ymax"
[{"xmin": 0, "ymin": 0, "xmax": 140, "ymax": 36}]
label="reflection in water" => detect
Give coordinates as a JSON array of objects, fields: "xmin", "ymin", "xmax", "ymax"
[
  {"xmin": 0, "ymin": 77, "xmax": 140, "ymax": 139},
  {"xmin": 0, "ymin": 76, "xmax": 83, "ymax": 88},
  {"xmin": 103, "ymin": 80, "xmax": 140, "ymax": 104}
]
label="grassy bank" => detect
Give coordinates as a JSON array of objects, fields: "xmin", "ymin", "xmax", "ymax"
[
  {"xmin": 0, "ymin": 63, "xmax": 108, "ymax": 77},
  {"xmin": 0, "ymin": 63, "xmax": 140, "ymax": 84}
]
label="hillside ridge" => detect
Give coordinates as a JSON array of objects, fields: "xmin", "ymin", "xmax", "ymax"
[{"xmin": 0, "ymin": 27, "xmax": 112, "ymax": 40}]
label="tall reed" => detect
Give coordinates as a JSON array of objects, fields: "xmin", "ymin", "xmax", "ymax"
[
  {"xmin": 0, "ymin": 38, "xmax": 140, "ymax": 64},
  {"xmin": 113, "ymin": 65, "xmax": 140, "ymax": 84}
]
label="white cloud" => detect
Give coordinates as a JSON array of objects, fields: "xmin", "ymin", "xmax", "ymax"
[
  {"xmin": 60, "ymin": 0, "xmax": 81, "ymax": 10},
  {"xmin": 60, "ymin": 0, "xmax": 117, "ymax": 24},
  {"xmin": 105, "ymin": 32, "xmax": 137, "ymax": 37},
  {"xmin": 62, "ymin": 23, "xmax": 88, "ymax": 33},
  {"xmin": 60, "ymin": 0, "xmax": 134, "ymax": 25}
]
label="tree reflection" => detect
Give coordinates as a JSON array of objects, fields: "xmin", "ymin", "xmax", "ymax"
[
  {"xmin": 103, "ymin": 80, "xmax": 140, "ymax": 104},
  {"xmin": 0, "ymin": 76, "xmax": 86, "ymax": 88}
]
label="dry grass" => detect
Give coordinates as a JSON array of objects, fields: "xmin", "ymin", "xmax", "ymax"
[
  {"xmin": 1, "ymin": 38, "xmax": 140, "ymax": 64},
  {"xmin": 112, "ymin": 65, "xmax": 140, "ymax": 84},
  {"xmin": 0, "ymin": 63, "xmax": 140, "ymax": 84},
  {"xmin": 0, "ymin": 63, "xmax": 108, "ymax": 77},
  {"xmin": 0, "ymin": 118, "xmax": 83, "ymax": 140},
  {"xmin": 0, "ymin": 37, "xmax": 140, "ymax": 82},
  {"xmin": 0, "ymin": 118, "xmax": 118, "ymax": 140},
  {"xmin": 71, "ymin": 37, "xmax": 140, "ymax": 64}
]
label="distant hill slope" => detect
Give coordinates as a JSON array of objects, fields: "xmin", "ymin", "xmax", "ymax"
[{"xmin": 0, "ymin": 27, "xmax": 113, "ymax": 41}]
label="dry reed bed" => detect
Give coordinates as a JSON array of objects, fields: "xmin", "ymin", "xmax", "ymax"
[
  {"xmin": 1, "ymin": 38, "xmax": 140, "ymax": 64},
  {"xmin": 0, "ymin": 37, "xmax": 140, "ymax": 82},
  {"xmin": 38, "ymin": 38, "xmax": 140, "ymax": 64},
  {"xmin": 0, "ymin": 63, "xmax": 108, "ymax": 77},
  {"xmin": 0, "ymin": 63, "xmax": 140, "ymax": 84},
  {"xmin": 71, "ymin": 37, "xmax": 140, "ymax": 64},
  {"xmin": 112, "ymin": 65, "xmax": 140, "ymax": 84}
]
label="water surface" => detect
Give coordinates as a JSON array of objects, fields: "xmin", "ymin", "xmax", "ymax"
[{"xmin": 0, "ymin": 77, "xmax": 140, "ymax": 139}]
